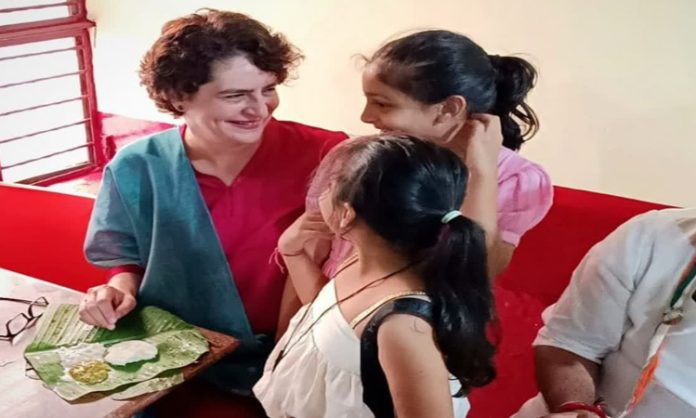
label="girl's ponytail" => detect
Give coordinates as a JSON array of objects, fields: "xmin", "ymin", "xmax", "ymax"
[
  {"xmin": 489, "ymin": 55, "xmax": 539, "ymax": 150},
  {"xmin": 421, "ymin": 214, "xmax": 496, "ymax": 393}
]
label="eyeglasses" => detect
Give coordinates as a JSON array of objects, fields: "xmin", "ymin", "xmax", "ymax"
[{"xmin": 0, "ymin": 297, "xmax": 49, "ymax": 342}]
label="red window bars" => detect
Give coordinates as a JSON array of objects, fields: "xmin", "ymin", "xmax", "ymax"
[{"xmin": 0, "ymin": 0, "xmax": 103, "ymax": 184}]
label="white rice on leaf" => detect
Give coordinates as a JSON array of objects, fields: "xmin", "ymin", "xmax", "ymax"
[
  {"xmin": 24, "ymin": 305, "xmax": 209, "ymax": 401},
  {"xmin": 56, "ymin": 342, "xmax": 106, "ymax": 368},
  {"xmin": 105, "ymin": 340, "xmax": 158, "ymax": 366}
]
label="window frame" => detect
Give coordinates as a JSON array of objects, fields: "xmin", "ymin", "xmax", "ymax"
[{"xmin": 0, "ymin": 0, "xmax": 103, "ymax": 185}]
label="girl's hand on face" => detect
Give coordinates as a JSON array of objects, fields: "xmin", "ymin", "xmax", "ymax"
[
  {"xmin": 278, "ymin": 211, "xmax": 333, "ymax": 256},
  {"xmin": 445, "ymin": 113, "xmax": 502, "ymax": 177}
]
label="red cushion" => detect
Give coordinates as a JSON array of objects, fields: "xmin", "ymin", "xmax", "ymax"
[
  {"xmin": 496, "ymin": 186, "xmax": 671, "ymax": 306},
  {"xmin": 0, "ymin": 183, "xmax": 106, "ymax": 291},
  {"xmin": 0, "ymin": 179, "xmax": 673, "ymax": 416},
  {"xmin": 468, "ymin": 186, "xmax": 670, "ymax": 418}
]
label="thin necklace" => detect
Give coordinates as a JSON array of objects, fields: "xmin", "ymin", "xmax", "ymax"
[{"xmin": 272, "ymin": 257, "xmax": 417, "ymax": 371}]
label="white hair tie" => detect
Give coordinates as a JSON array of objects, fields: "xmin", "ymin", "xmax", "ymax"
[{"xmin": 441, "ymin": 210, "xmax": 463, "ymax": 224}]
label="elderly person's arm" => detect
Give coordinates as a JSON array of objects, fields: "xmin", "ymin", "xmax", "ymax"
[
  {"xmin": 535, "ymin": 346, "xmax": 601, "ymax": 417},
  {"xmin": 531, "ymin": 212, "xmax": 656, "ymax": 417}
]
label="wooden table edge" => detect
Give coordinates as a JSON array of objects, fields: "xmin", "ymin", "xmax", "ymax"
[{"xmin": 104, "ymin": 327, "xmax": 240, "ymax": 418}]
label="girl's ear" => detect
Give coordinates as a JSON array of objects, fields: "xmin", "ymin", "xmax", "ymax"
[
  {"xmin": 338, "ymin": 202, "xmax": 356, "ymax": 234},
  {"xmin": 434, "ymin": 95, "xmax": 467, "ymax": 125}
]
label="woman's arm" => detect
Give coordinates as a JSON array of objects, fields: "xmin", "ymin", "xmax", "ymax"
[
  {"xmin": 81, "ymin": 167, "xmax": 143, "ymax": 329},
  {"xmin": 378, "ymin": 315, "xmax": 454, "ymax": 418}
]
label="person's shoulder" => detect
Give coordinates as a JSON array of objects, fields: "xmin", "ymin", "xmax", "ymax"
[
  {"xmin": 598, "ymin": 208, "xmax": 693, "ymax": 261},
  {"xmin": 627, "ymin": 207, "xmax": 696, "ymax": 243},
  {"xmin": 109, "ymin": 127, "xmax": 181, "ymax": 168},
  {"xmin": 377, "ymin": 312, "xmax": 438, "ymax": 357},
  {"xmin": 498, "ymin": 147, "xmax": 549, "ymax": 180},
  {"xmin": 620, "ymin": 207, "xmax": 690, "ymax": 230},
  {"xmin": 496, "ymin": 148, "xmax": 553, "ymax": 235},
  {"xmin": 375, "ymin": 311, "xmax": 448, "ymax": 383},
  {"xmin": 649, "ymin": 207, "xmax": 696, "ymax": 225}
]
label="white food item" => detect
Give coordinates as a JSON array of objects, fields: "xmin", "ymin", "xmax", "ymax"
[
  {"xmin": 105, "ymin": 340, "xmax": 158, "ymax": 366},
  {"xmin": 56, "ymin": 342, "xmax": 106, "ymax": 368}
]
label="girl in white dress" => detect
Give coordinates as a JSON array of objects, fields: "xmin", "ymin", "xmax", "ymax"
[{"xmin": 254, "ymin": 135, "xmax": 496, "ymax": 417}]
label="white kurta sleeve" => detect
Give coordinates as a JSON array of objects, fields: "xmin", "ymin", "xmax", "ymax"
[{"xmin": 533, "ymin": 211, "xmax": 656, "ymax": 362}]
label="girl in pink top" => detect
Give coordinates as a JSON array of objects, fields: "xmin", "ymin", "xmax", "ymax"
[{"xmin": 278, "ymin": 30, "xmax": 552, "ymax": 309}]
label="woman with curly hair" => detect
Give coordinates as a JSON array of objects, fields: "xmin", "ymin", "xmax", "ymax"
[{"xmin": 79, "ymin": 9, "xmax": 347, "ymax": 394}]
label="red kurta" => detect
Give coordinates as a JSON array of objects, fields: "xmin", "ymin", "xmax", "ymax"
[{"xmin": 109, "ymin": 119, "xmax": 346, "ymax": 334}]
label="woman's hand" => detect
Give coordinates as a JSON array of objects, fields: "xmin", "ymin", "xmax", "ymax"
[
  {"xmin": 79, "ymin": 282, "xmax": 137, "ymax": 330},
  {"xmin": 278, "ymin": 211, "xmax": 332, "ymax": 256},
  {"xmin": 445, "ymin": 113, "xmax": 502, "ymax": 176}
]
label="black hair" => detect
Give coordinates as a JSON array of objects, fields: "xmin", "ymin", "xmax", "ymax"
[
  {"xmin": 370, "ymin": 30, "xmax": 538, "ymax": 151},
  {"xmin": 313, "ymin": 134, "xmax": 496, "ymax": 393}
]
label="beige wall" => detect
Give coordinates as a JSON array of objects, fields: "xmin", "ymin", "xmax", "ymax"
[{"xmin": 86, "ymin": 0, "xmax": 696, "ymax": 207}]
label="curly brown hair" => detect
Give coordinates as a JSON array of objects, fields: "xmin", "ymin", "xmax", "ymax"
[{"xmin": 139, "ymin": 9, "xmax": 303, "ymax": 116}]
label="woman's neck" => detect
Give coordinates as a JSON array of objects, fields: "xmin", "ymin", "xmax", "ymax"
[
  {"xmin": 183, "ymin": 127, "xmax": 261, "ymax": 185},
  {"xmin": 184, "ymin": 127, "xmax": 259, "ymax": 160}
]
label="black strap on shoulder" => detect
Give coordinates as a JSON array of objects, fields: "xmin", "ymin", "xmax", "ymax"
[{"xmin": 360, "ymin": 297, "xmax": 433, "ymax": 418}]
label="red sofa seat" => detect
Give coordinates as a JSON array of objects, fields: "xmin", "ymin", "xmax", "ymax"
[
  {"xmin": 0, "ymin": 183, "xmax": 106, "ymax": 291},
  {"xmin": 0, "ymin": 180, "xmax": 673, "ymax": 417},
  {"xmin": 468, "ymin": 186, "xmax": 671, "ymax": 418}
]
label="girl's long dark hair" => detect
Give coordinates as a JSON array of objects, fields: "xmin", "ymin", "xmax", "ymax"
[
  {"xmin": 369, "ymin": 30, "xmax": 538, "ymax": 151},
  {"xmin": 312, "ymin": 134, "xmax": 496, "ymax": 393}
]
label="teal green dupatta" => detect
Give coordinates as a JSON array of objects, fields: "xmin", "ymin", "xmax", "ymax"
[{"xmin": 85, "ymin": 128, "xmax": 271, "ymax": 393}]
